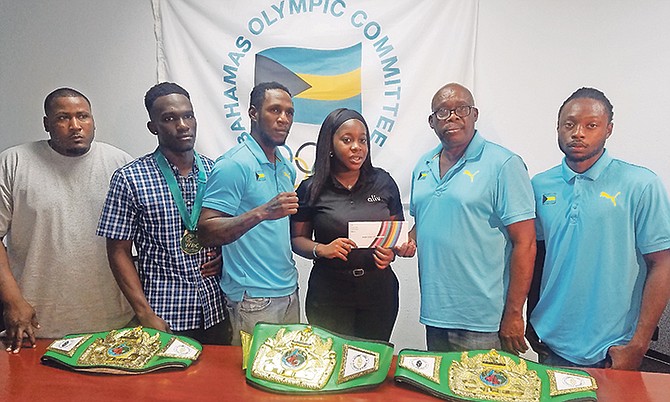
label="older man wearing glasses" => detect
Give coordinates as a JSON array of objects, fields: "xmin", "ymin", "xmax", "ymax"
[{"xmin": 408, "ymin": 83, "xmax": 536, "ymax": 355}]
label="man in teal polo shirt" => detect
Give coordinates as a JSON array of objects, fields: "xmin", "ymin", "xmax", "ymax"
[
  {"xmin": 528, "ymin": 87, "xmax": 670, "ymax": 370},
  {"xmin": 198, "ymin": 82, "xmax": 299, "ymax": 345},
  {"xmin": 409, "ymin": 83, "xmax": 536, "ymax": 355}
]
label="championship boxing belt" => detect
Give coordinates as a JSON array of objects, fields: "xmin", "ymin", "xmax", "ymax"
[
  {"xmin": 242, "ymin": 323, "xmax": 394, "ymax": 394},
  {"xmin": 394, "ymin": 349, "xmax": 598, "ymax": 402},
  {"xmin": 41, "ymin": 326, "xmax": 202, "ymax": 374}
]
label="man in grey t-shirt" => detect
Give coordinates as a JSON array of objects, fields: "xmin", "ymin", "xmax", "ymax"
[{"xmin": 0, "ymin": 88, "xmax": 133, "ymax": 352}]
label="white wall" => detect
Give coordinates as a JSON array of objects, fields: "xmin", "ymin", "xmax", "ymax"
[
  {"xmin": 0, "ymin": 0, "xmax": 157, "ymax": 155},
  {"xmin": 1, "ymin": 0, "xmax": 669, "ymax": 353},
  {"xmin": 474, "ymin": 1, "xmax": 670, "ymax": 183}
]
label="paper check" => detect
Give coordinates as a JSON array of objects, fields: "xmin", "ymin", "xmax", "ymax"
[{"xmin": 348, "ymin": 221, "xmax": 409, "ymax": 248}]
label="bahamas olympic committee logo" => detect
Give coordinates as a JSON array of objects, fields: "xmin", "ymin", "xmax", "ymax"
[{"xmin": 218, "ymin": 0, "xmax": 403, "ymax": 176}]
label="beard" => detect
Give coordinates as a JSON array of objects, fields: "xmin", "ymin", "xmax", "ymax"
[
  {"xmin": 65, "ymin": 147, "xmax": 90, "ymax": 156},
  {"xmin": 48, "ymin": 138, "xmax": 92, "ymax": 157},
  {"xmin": 259, "ymin": 129, "xmax": 288, "ymax": 147},
  {"xmin": 559, "ymin": 141, "xmax": 603, "ymax": 163}
]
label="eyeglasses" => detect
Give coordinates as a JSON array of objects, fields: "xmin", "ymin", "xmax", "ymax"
[{"xmin": 432, "ymin": 105, "xmax": 476, "ymax": 120}]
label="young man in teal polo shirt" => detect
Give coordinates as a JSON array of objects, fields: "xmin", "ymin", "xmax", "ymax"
[
  {"xmin": 528, "ymin": 87, "xmax": 670, "ymax": 370},
  {"xmin": 409, "ymin": 83, "xmax": 536, "ymax": 355},
  {"xmin": 198, "ymin": 82, "xmax": 299, "ymax": 345}
]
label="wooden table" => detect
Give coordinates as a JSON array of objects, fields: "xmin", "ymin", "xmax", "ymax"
[{"xmin": 1, "ymin": 340, "xmax": 669, "ymax": 401}]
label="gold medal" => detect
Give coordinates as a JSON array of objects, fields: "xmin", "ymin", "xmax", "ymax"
[
  {"xmin": 154, "ymin": 151, "xmax": 207, "ymax": 256},
  {"xmin": 180, "ymin": 230, "xmax": 203, "ymax": 255}
]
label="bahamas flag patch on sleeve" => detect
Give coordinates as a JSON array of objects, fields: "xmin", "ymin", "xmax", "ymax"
[{"xmin": 542, "ymin": 193, "xmax": 556, "ymax": 205}]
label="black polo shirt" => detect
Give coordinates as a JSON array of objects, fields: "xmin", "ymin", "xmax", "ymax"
[{"xmin": 293, "ymin": 167, "xmax": 404, "ymax": 271}]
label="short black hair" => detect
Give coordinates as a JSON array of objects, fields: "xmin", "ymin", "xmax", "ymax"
[
  {"xmin": 144, "ymin": 82, "xmax": 190, "ymax": 116},
  {"xmin": 249, "ymin": 82, "xmax": 291, "ymax": 110},
  {"xmin": 558, "ymin": 87, "xmax": 614, "ymax": 123},
  {"xmin": 44, "ymin": 88, "xmax": 91, "ymax": 115}
]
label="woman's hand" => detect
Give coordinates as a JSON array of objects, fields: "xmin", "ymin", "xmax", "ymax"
[
  {"xmin": 373, "ymin": 246, "xmax": 395, "ymax": 269},
  {"xmin": 317, "ymin": 238, "xmax": 358, "ymax": 261}
]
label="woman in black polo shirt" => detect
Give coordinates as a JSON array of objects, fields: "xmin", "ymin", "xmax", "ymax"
[{"xmin": 290, "ymin": 108, "xmax": 415, "ymax": 341}]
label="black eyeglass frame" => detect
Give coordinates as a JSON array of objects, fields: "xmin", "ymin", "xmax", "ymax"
[{"xmin": 431, "ymin": 105, "xmax": 476, "ymax": 120}]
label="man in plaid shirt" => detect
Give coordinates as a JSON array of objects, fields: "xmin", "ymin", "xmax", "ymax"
[{"xmin": 97, "ymin": 82, "xmax": 230, "ymax": 344}]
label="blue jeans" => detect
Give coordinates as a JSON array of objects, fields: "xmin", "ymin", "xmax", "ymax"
[
  {"xmin": 539, "ymin": 346, "xmax": 609, "ymax": 368},
  {"xmin": 426, "ymin": 326, "xmax": 501, "ymax": 352},
  {"xmin": 226, "ymin": 290, "xmax": 300, "ymax": 346}
]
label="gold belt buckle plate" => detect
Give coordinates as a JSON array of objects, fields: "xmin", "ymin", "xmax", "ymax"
[
  {"xmin": 449, "ymin": 349, "xmax": 541, "ymax": 402},
  {"xmin": 77, "ymin": 327, "xmax": 162, "ymax": 370},
  {"xmin": 251, "ymin": 327, "xmax": 337, "ymax": 390}
]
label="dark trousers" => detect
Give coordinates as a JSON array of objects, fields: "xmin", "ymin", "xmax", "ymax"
[
  {"xmin": 173, "ymin": 318, "xmax": 233, "ymax": 346},
  {"xmin": 538, "ymin": 344, "xmax": 610, "ymax": 368},
  {"xmin": 305, "ymin": 266, "xmax": 399, "ymax": 341},
  {"xmin": 127, "ymin": 309, "xmax": 233, "ymax": 346}
]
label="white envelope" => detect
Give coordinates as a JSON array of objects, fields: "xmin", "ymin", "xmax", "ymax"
[{"xmin": 348, "ymin": 221, "xmax": 409, "ymax": 248}]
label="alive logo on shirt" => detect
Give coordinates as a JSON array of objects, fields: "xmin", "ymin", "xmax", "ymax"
[{"xmin": 367, "ymin": 194, "xmax": 381, "ymax": 203}]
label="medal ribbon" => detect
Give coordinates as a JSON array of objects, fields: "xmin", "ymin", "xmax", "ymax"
[{"xmin": 153, "ymin": 150, "xmax": 206, "ymax": 232}]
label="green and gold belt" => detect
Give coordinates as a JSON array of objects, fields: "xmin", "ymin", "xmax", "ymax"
[
  {"xmin": 242, "ymin": 322, "xmax": 394, "ymax": 393},
  {"xmin": 41, "ymin": 326, "xmax": 202, "ymax": 374},
  {"xmin": 394, "ymin": 348, "xmax": 598, "ymax": 402}
]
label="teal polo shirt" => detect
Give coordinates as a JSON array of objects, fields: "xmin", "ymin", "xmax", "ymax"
[
  {"xmin": 409, "ymin": 132, "xmax": 535, "ymax": 331},
  {"xmin": 203, "ymin": 135, "xmax": 298, "ymax": 302},
  {"xmin": 531, "ymin": 150, "xmax": 670, "ymax": 365}
]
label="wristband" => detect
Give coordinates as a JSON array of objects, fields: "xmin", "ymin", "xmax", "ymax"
[{"xmin": 312, "ymin": 243, "xmax": 319, "ymax": 259}]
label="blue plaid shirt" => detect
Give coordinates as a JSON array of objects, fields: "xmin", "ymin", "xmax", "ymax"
[{"xmin": 97, "ymin": 150, "xmax": 226, "ymax": 331}]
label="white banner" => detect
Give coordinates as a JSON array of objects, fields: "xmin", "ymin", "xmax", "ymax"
[{"xmin": 153, "ymin": 0, "xmax": 478, "ymax": 203}]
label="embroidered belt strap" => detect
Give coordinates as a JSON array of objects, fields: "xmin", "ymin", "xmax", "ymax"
[
  {"xmin": 243, "ymin": 322, "xmax": 394, "ymax": 394},
  {"xmin": 394, "ymin": 349, "xmax": 598, "ymax": 402},
  {"xmin": 41, "ymin": 326, "xmax": 202, "ymax": 374}
]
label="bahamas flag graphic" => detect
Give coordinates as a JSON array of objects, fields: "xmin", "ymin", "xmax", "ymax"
[
  {"xmin": 542, "ymin": 193, "xmax": 556, "ymax": 205},
  {"xmin": 254, "ymin": 44, "xmax": 362, "ymax": 125}
]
